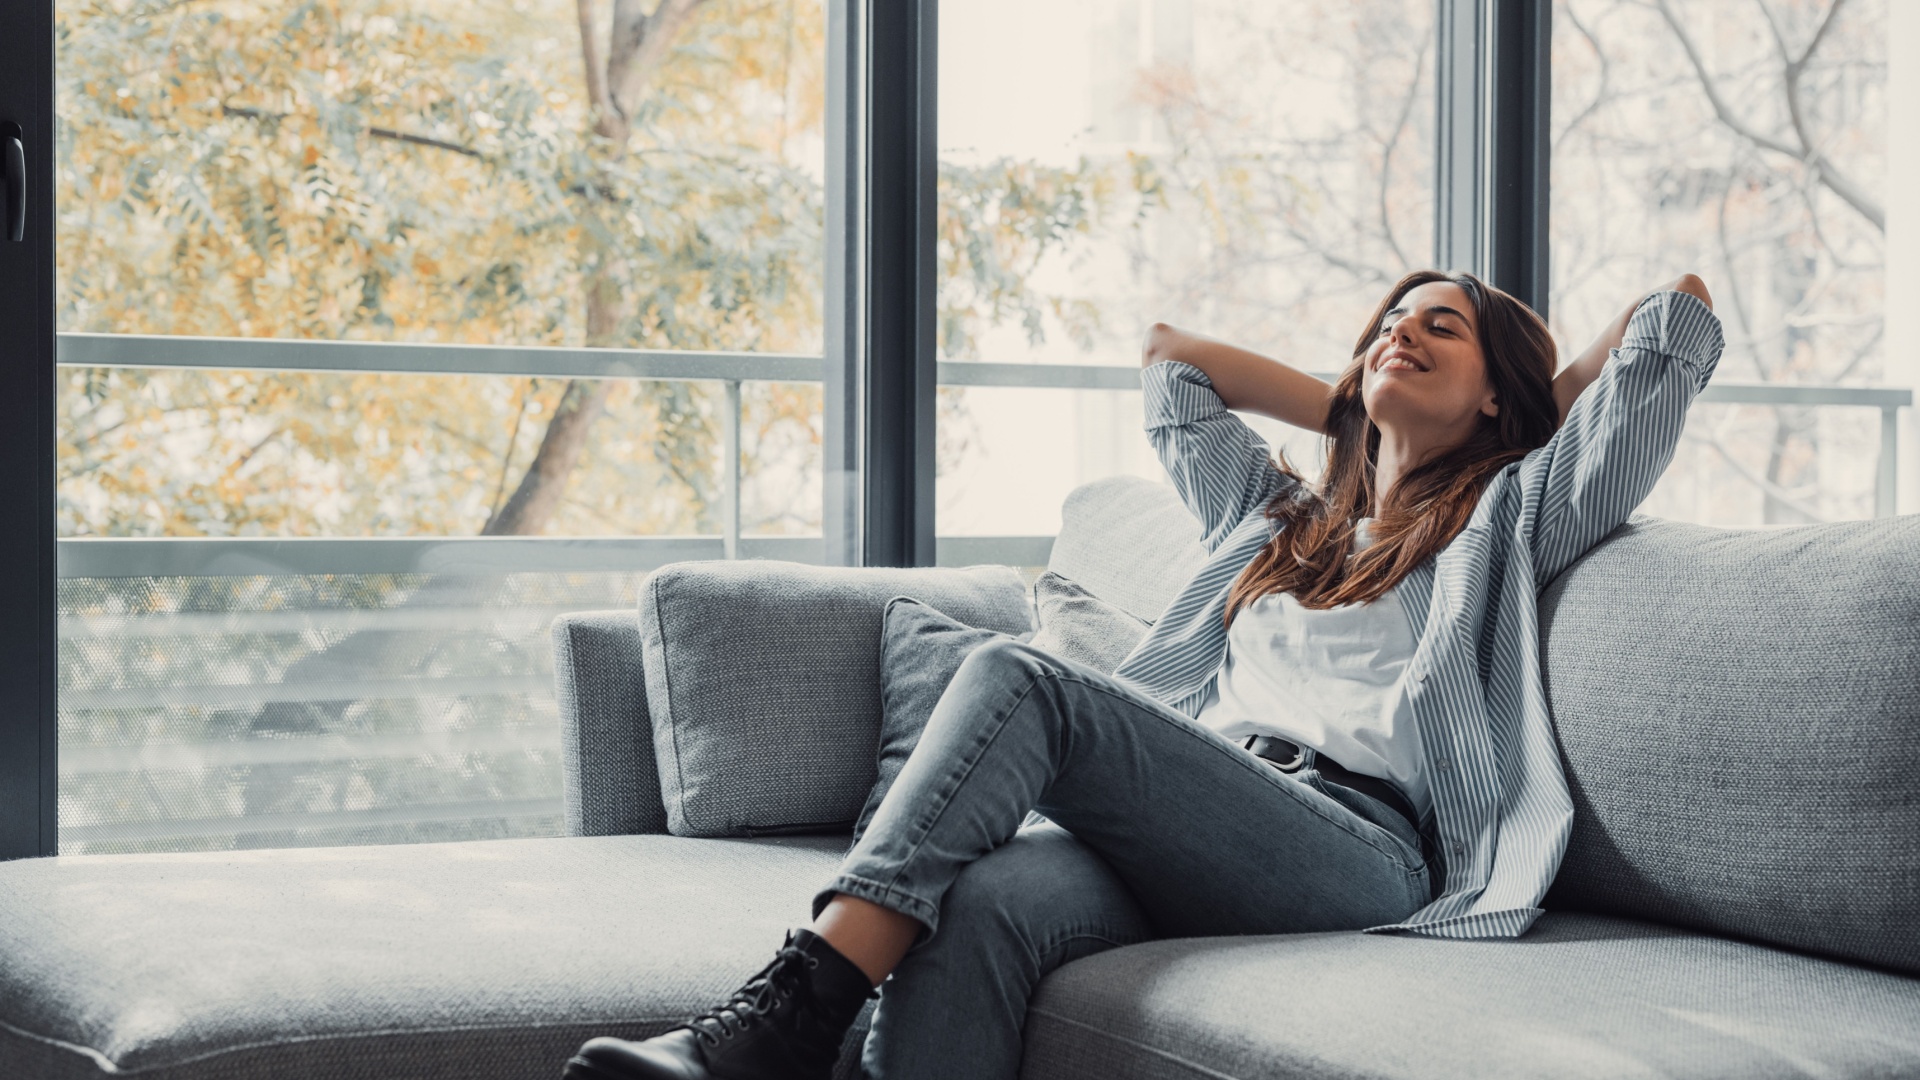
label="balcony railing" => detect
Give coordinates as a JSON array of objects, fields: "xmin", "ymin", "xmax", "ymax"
[
  {"xmin": 50, "ymin": 333, "xmax": 1913, "ymax": 850},
  {"xmin": 55, "ymin": 331, "xmax": 1912, "ymax": 578}
]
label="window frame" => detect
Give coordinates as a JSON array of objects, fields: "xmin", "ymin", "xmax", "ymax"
[{"xmin": 0, "ymin": 0, "xmax": 56, "ymax": 860}]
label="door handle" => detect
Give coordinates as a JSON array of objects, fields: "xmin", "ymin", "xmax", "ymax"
[{"xmin": 1, "ymin": 122, "xmax": 22, "ymax": 242}]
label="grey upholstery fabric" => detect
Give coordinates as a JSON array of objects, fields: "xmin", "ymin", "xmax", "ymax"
[
  {"xmin": 853, "ymin": 598, "xmax": 1017, "ymax": 842},
  {"xmin": 552, "ymin": 610, "xmax": 669, "ymax": 836},
  {"xmin": 1020, "ymin": 912, "xmax": 1920, "ymax": 1080},
  {"xmin": 1028, "ymin": 572, "xmax": 1153, "ymax": 674},
  {"xmin": 0, "ymin": 835, "xmax": 867, "ymax": 1080},
  {"xmin": 1539, "ymin": 515, "xmax": 1920, "ymax": 975},
  {"xmin": 1044, "ymin": 476, "xmax": 1207, "ymax": 623},
  {"xmin": 643, "ymin": 561, "xmax": 1032, "ymax": 838}
]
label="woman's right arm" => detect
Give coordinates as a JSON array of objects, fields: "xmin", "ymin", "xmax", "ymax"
[
  {"xmin": 1141, "ymin": 323, "xmax": 1337, "ymax": 435},
  {"xmin": 1139, "ymin": 329, "xmax": 1307, "ymax": 552}
]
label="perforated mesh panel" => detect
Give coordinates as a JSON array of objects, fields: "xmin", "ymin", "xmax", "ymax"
[{"xmin": 58, "ymin": 572, "xmax": 647, "ymax": 854}]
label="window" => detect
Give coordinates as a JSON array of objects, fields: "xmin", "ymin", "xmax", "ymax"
[
  {"xmin": 1550, "ymin": 0, "xmax": 1903, "ymax": 524},
  {"xmin": 26, "ymin": 0, "xmax": 1911, "ymax": 859},
  {"xmin": 54, "ymin": 0, "xmax": 829, "ymax": 851},
  {"xmin": 935, "ymin": 0, "xmax": 1436, "ymax": 545}
]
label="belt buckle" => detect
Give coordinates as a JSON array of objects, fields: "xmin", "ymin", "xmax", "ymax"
[{"xmin": 1245, "ymin": 735, "xmax": 1305, "ymax": 773}]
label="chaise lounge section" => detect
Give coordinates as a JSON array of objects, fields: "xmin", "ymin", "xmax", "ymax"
[{"xmin": 1, "ymin": 475, "xmax": 1917, "ymax": 1079}]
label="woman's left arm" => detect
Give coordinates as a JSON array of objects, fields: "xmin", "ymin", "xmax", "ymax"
[
  {"xmin": 1523, "ymin": 276, "xmax": 1726, "ymax": 586},
  {"xmin": 1553, "ymin": 275, "xmax": 1714, "ymax": 425}
]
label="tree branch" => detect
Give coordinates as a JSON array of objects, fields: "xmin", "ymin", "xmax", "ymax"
[
  {"xmin": 605, "ymin": 0, "xmax": 711, "ymax": 134},
  {"xmin": 576, "ymin": 0, "xmax": 618, "ymax": 139},
  {"xmin": 1374, "ymin": 40, "xmax": 1425, "ymax": 271},
  {"xmin": 366, "ymin": 126, "xmax": 484, "ymax": 159},
  {"xmin": 1551, "ymin": 3, "xmax": 1613, "ymax": 156},
  {"xmin": 222, "ymin": 105, "xmax": 484, "ymax": 159},
  {"xmin": 1682, "ymin": 427, "xmax": 1828, "ymax": 523},
  {"xmin": 481, "ymin": 378, "xmax": 535, "ymax": 532},
  {"xmin": 1653, "ymin": 0, "xmax": 1883, "ymax": 232}
]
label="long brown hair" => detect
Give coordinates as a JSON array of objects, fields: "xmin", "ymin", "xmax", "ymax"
[{"xmin": 1224, "ymin": 270, "xmax": 1558, "ymax": 623}]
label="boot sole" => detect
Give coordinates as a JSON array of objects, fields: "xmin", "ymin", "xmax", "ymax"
[{"xmin": 561, "ymin": 1053, "xmax": 633, "ymax": 1080}]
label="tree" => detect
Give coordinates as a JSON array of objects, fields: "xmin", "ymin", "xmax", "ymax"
[
  {"xmin": 54, "ymin": 0, "xmax": 1114, "ymax": 852},
  {"xmin": 59, "ymin": 0, "xmax": 828, "ymax": 542},
  {"xmin": 1552, "ymin": 0, "xmax": 1886, "ymax": 524}
]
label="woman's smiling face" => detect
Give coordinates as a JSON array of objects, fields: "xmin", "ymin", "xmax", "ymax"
[{"xmin": 1359, "ymin": 280, "xmax": 1500, "ymax": 432}]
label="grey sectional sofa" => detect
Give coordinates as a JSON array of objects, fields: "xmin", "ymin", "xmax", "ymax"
[{"xmin": 3, "ymin": 475, "xmax": 1918, "ymax": 1079}]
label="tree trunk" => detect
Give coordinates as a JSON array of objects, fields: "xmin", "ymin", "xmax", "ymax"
[
  {"xmin": 1762, "ymin": 407, "xmax": 1820, "ymax": 524},
  {"xmin": 480, "ymin": 378, "xmax": 610, "ymax": 535},
  {"xmin": 476, "ymin": 0, "xmax": 713, "ymax": 537}
]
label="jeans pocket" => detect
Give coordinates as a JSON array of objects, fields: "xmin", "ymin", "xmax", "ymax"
[{"xmin": 1303, "ymin": 771, "xmax": 1427, "ymax": 875}]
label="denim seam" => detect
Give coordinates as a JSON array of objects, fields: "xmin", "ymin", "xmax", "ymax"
[
  {"xmin": 1034, "ymin": 928, "xmax": 1143, "ymax": 973},
  {"xmin": 821, "ymin": 872, "xmax": 940, "ymax": 930},
  {"xmin": 1025, "ymin": 1007, "xmax": 1247, "ymax": 1080},
  {"xmin": 1040, "ymin": 670, "xmax": 1418, "ymax": 870}
]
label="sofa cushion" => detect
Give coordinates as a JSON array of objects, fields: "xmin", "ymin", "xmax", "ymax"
[
  {"xmin": 1539, "ymin": 515, "xmax": 1920, "ymax": 975},
  {"xmin": 0, "ymin": 836, "xmax": 867, "ymax": 1080},
  {"xmin": 1045, "ymin": 476, "xmax": 1207, "ymax": 623},
  {"xmin": 642, "ymin": 561, "xmax": 1032, "ymax": 838},
  {"xmin": 1020, "ymin": 912, "xmax": 1920, "ymax": 1080},
  {"xmin": 854, "ymin": 597, "xmax": 1019, "ymax": 842},
  {"xmin": 1028, "ymin": 572, "xmax": 1152, "ymax": 674}
]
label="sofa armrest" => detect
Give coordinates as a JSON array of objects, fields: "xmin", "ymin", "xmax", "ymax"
[
  {"xmin": 642, "ymin": 561, "xmax": 1032, "ymax": 838},
  {"xmin": 550, "ymin": 610, "xmax": 670, "ymax": 836}
]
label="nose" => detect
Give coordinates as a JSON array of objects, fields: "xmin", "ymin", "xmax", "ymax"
[{"xmin": 1381, "ymin": 312, "xmax": 1419, "ymax": 351}]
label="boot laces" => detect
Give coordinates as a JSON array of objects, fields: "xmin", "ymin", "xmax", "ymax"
[{"xmin": 685, "ymin": 945, "xmax": 819, "ymax": 1047}]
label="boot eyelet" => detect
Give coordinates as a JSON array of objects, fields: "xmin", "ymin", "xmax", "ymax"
[{"xmin": 806, "ymin": 958, "xmax": 820, "ymax": 968}]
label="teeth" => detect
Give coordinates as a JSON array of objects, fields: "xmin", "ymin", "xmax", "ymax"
[{"xmin": 1383, "ymin": 357, "xmax": 1421, "ymax": 372}]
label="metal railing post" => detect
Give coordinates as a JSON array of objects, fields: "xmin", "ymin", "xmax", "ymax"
[
  {"xmin": 1878, "ymin": 405, "xmax": 1900, "ymax": 518},
  {"xmin": 723, "ymin": 379, "xmax": 742, "ymax": 560}
]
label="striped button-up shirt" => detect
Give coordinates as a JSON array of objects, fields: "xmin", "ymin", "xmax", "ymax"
[{"xmin": 1112, "ymin": 290, "xmax": 1726, "ymax": 939}]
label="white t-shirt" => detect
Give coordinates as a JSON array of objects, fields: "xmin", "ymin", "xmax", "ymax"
[{"xmin": 1193, "ymin": 516, "xmax": 1431, "ymax": 823}]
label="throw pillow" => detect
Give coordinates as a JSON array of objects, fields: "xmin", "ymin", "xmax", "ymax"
[
  {"xmin": 853, "ymin": 597, "xmax": 1019, "ymax": 844},
  {"xmin": 1028, "ymin": 571, "xmax": 1152, "ymax": 675}
]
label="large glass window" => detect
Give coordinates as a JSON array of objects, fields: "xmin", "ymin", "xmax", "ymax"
[
  {"xmin": 935, "ymin": 0, "xmax": 1436, "ymax": 542},
  {"xmin": 1550, "ymin": 0, "xmax": 1897, "ymax": 524},
  {"xmin": 55, "ymin": 0, "xmax": 827, "ymax": 851}
]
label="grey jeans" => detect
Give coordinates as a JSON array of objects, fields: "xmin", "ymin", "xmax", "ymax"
[{"xmin": 811, "ymin": 638, "xmax": 1434, "ymax": 1080}]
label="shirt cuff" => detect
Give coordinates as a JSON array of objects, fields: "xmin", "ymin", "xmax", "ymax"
[
  {"xmin": 1141, "ymin": 360, "xmax": 1229, "ymax": 430},
  {"xmin": 1621, "ymin": 290, "xmax": 1727, "ymax": 394}
]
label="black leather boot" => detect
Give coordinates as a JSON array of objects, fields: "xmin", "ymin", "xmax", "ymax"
[{"xmin": 563, "ymin": 929, "xmax": 878, "ymax": 1080}]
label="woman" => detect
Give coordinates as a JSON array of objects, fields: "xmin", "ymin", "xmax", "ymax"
[{"xmin": 565, "ymin": 269, "xmax": 1725, "ymax": 1080}]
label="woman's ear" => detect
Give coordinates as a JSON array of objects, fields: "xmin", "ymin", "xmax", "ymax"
[{"xmin": 1481, "ymin": 394, "xmax": 1500, "ymax": 418}]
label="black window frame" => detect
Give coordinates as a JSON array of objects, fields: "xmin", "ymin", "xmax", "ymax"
[{"xmin": 0, "ymin": 0, "xmax": 57, "ymax": 860}]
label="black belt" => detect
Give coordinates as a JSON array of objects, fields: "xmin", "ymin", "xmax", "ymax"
[{"xmin": 1244, "ymin": 735, "xmax": 1418, "ymax": 831}]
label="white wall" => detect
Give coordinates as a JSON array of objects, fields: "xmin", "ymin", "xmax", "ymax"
[{"xmin": 1890, "ymin": 1, "xmax": 1919, "ymax": 515}]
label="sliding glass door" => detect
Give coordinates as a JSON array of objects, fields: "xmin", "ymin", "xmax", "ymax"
[
  {"xmin": 52, "ymin": 0, "xmax": 832, "ymax": 852},
  {"xmin": 935, "ymin": 0, "xmax": 1437, "ymax": 548}
]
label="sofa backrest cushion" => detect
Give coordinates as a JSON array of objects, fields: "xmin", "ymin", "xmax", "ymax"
[
  {"xmin": 1049, "ymin": 476, "xmax": 1920, "ymax": 972},
  {"xmin": 1540, "ymin": 515, "xmax": 1920, "ymax": 975},
  {"xmin": 1047, "ymin": 475, "xmax": 1209, "ymax": 623},
  {"xmin": 641, "ymin": 561, "xmax": 1032, "ymax": 838}
]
